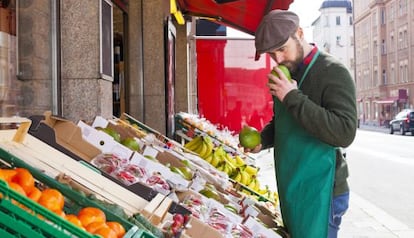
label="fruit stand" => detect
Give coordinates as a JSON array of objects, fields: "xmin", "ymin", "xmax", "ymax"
[{"xmin": 0, "ymin": 113, "xmax": 287, "ymax": 238}]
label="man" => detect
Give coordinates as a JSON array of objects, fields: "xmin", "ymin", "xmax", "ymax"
[{"xmin": 248, "ymin": 10, "xmax": 357, "ymax": 238}]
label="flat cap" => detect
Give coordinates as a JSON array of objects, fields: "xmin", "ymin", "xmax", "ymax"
[{"xmin": 255, "ymin": 10, "xmax": 299, "ymax": 54}]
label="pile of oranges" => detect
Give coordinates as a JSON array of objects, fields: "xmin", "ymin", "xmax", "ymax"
[{"xmin": 0, "ymin": 168, "xmax": 126, "ymax": 238}]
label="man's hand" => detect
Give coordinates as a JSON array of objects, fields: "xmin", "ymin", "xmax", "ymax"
[
  {"xmin": 241, "ymin": 143, "xmax": 262, "ymax": 154},
  {"xmin": 268, "ymin": 66, "xmax": 297, "ymax": 101}
]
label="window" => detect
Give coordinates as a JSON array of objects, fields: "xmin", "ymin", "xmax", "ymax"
[
  {"xmin": 390, "ymin": 65, "xmax": 395, "ymax": 84},
  {"xmin": 336, "ymin": 36, "xmax": 343, "ymax": 47},
  {"xmin": 403, "ymin": 29, "xmax": 408, "ymax": 48},
  {"xmin": 349, "ymin": 16, "xmax": 353, "ymax": 25},
  {"xmin": 381, "ymin": 39, "xmax": 386, "ymax": 54},
  {"xmin": 336, "ymin": 16, "xmax": 341, "ymax": 25},
  {"xmin": 399, "ymin": 0, "xmax": 407, "ymax": 16},
  {"xmin": 324, "ymin": 16, "xmax": 329, "ymax": 27},
  {"xmin": 380, "ymin": 9, "xmax": 386, "ymax": 24},
  {"xmin": 399, "ymin": 63, "xmax": 405, "ymax": 83},
  {"xmin": 398, "ymin": 31, "xmax": 403, "ymax": 49},
  {"xmin": 382, "ymin": 70, "xmax": 387, "ymax": 85},
  {"xmin": 3, "ymin": 0, "xmax": 58, "ymax": 117},
  {"xmin": 404, "ymin": 64, "xmax": 408, "ymax": 83}
]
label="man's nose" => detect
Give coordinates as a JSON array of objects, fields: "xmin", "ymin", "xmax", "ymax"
[{"xmin": 274, "ymin": 52, "xmax": 284, "ymax": 64}]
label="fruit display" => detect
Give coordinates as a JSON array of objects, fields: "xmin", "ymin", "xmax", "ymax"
[
  {"xmin": 0, "ymin": 114, "xmax": 286, "ymax": 238},
  {"xmin": 183, "ymin": 135, "xmax": 278, "ymax": 204},
  {"xmin": 175, "ymin": 112, "xmax": 241, "ymax": 150}
]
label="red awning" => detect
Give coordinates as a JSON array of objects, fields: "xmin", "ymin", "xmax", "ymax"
[{"xmin": 176, "ymin": 0, "xmax": 294, "ymax": 35}]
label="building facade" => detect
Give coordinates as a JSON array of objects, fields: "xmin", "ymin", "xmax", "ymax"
[
  {"xmin": 353, "ymin": 0, "xmax": 413, "ymax": 126},
  {"xmin": 0, "ymin": 0, "xmax": 195, "ymax": 137},
  {"xmin": 312, "ymin": 0, "xmax": 354, "ymax": 79}
]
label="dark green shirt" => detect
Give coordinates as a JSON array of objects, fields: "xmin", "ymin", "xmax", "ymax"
[{"xmin": 261, "ymin": 50, "xmax": 357, "ymax": 196}]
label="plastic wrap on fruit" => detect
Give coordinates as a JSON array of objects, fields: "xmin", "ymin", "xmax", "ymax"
[
  {"xmin": 162, "ymin": 213, "xmax": 191, "ymax": 238},
  {"xmin": 231, "ymin": 224, "xmax": 254, "ymax": 238},
  {"xmin": 91, "ymin": 154, "xmax": 117, "ymax": 173},
  {"xmin": 91, "ymin": 153, "xmax": 126, "ymax": 171},
  {"xmin": 207, "ymin": 208, "xmax": 230, "ymax": 233},
  {"xmin": 181, "ymin": 194, "xmax": 207, "ymax": 219},
  {"xmin": 113, "ymin": 170, "xmax": 139, "ymax": 185},
  {"xmin": 146, "ymin": 172, "xmax": 170, "ymax": 193},
  {"xmin": 123, "ymin": 164, "xmax": 147, "ymax": 179}
]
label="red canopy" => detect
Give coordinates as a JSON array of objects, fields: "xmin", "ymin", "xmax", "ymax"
[{"xmin": 176, "ymin": 0, "xmax": 294, "ymax": 35}]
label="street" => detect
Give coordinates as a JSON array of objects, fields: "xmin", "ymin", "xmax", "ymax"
[
  {"xmin": 347, "ymin": 129, "xmax": 414, "ymax": 229},
  {"xmin": 255, "ymin": 127, "xmax": 414, "ymax": 237}
]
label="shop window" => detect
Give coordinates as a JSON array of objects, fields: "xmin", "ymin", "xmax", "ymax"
[
  {"xmin": 112, "ymin": 2, "xmax": 127, "ymax": 117},
  {"xmin": 1, "ymin": 0, "xmax": 57, "ymax": 117}
]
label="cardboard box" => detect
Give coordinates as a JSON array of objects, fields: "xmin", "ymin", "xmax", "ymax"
[
  {"xmin": 92, "ymin": 116, "xmax": 146, "ymax": 141},
  {"xmin": 77, "ymin": 120, "xmax": 133, "ymax": 160},
  {"xmin": 38, "ymin": 111, "xmax": 101, "ymax": 162},
  {"xmin": 156, "ymin": 151, "xmax": 188, "ymax": 168},
  {"xmin": 183, "ymin": 216, "xmax": 224, "ymax": 238},
  {"xmin": 243, "ymin": 216, "xmax": 282, "ymax": 238}
]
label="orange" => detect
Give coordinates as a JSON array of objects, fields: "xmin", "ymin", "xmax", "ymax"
[
  {"xmin": 6, "ymin": 182, "xmax": 26, "ymax": 205},
  {"xmin": 0, "ymin": 169, "xmax": 17, "ymax": 182},
  {"xmin": 77, "ymin": 207, "xmax": 106, "ymax": 227},
  {"xmin": 86, "ymin": 221, "xmax": 108, "ymax": 234},
  {"xmin": 37, "ymin": 188, "xmax": 65, "ymax": 213},
  {"xmin": 8, "ymin": 181, "xmax": 26, "ymax": 196},
  {"xmin": 54, "ymin": 209, "xmax": 66, "ymax": 218},
  {"xmin": 93, "ymin": 226, "xmax": 117, "ymax": 238},
  {"xmin": 28, "ymin": 187, "xmax": 42, "ymax": 202},
  {"xmin": 11, "ymin": 168, "xmax": 35, "ymax": 194},
  {"xmin": 66, "ymin": 214, "xmax": 84, "ymax": 228},
  {"xmin": 106, "ymin": 221, "xmax": 126, "ymax": 238}
]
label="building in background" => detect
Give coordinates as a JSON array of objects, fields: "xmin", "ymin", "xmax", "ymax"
[
  {"xmin": 353, "ymin": 0, "xmax": 413, "ymax": 126},
  {"xmin": 312, "ymin": 0, "xmax": 354, "ymax": 79}
]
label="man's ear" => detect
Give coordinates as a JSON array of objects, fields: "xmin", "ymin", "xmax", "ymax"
[{"xmin": 296, "ymin": 27, "xmax": 304, "ymax": 40}]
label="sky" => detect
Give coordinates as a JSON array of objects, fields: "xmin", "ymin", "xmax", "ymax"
[
  {"xmin": 289, "ymin": 0, "xmax": 324, "ymax": 41},
  {"xmin": 227, "ymin": 0, "xmax": 324, "ymax": 41}
]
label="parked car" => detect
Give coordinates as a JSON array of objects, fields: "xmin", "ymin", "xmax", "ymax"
[{"xmin": 389, "ymin": 109, "xmax": 414, "ymax": 135}]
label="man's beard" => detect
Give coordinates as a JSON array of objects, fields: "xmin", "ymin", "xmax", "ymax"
[{"xmin": 283, "ymin": 38, "xmax": 304, "ymax": 74}]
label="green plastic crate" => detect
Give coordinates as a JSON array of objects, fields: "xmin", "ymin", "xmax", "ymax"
[
  {"xmin": 0, "ymin": 147, "xmax": 154, "ymax": 238},
  {"xmin": 0, "ymin": 179, "xmax": 98, "ymax": 238},
  {"xmin": 133, "ymin": 229, "xmax": 158, "ymax": 238}
]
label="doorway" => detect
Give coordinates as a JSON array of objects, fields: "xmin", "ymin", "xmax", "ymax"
[{"xmin": 112, "ymin": 2, "xmax": 127, "ymax": 117}]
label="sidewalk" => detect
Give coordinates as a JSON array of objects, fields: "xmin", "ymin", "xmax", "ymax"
[
  {"xmin": 254, "ymin": 148, "xmax": 414, "ymax": 238},
  {"xmin": 341, "ymin": 192, "xmax": 414, "ymax": 238}
]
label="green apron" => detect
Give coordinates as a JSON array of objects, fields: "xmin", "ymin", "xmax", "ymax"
[{"xmin": 273, "ymin": 51, "xmax": 336, "ymax": 238}]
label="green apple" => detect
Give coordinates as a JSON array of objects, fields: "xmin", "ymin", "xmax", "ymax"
[
  {"xmin": 270, "ymin": 65, "xmax": 292, "ymax": 83},
  {"xmin": 121, "ymin": 137, "xmax": 140, "ymax": 151},
  {"xmin": 98, "ymin": 127, "xmax": 121, "ymax": 142}
]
